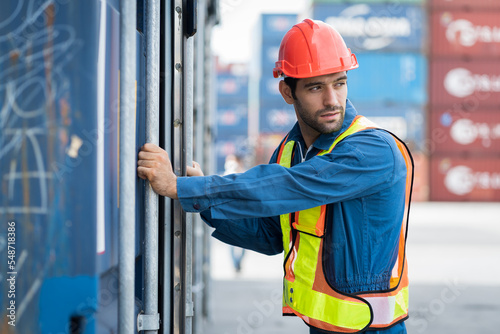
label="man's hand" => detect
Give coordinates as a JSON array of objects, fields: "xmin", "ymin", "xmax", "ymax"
[
  {"xmin": 137, "ymin": 143, "xmax": 178, "ymax": 199},
  {"xmin": 187, "ymin": 161, "xmax": 204, "ymax": 177}
]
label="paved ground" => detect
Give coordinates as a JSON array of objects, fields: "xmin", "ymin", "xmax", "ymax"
[{"xmin": 203, "ymin": 202, "xmax": 500, "ymax": 334}]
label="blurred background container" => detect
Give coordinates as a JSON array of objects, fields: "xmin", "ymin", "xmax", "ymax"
[
  {"xmin": 428, "ymin": 0, "xmax": 500, "ymax": 201},
  {"xmin": 430, "ymin": 157, "xmax": 500, "ymax": 201},
  {"xmin": 214, "ymin": 64, "xmax": 250, "ymax": 174},
  {"xmin": 429, "ymin": 0, "xmax": 500, "ymax": 10}
]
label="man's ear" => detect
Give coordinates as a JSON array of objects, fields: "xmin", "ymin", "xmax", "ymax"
[{"xmin": 279, "ymin": 80, "xmax": 295, "ymax": 105}]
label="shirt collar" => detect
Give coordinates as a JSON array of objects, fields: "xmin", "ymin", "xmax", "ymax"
[{"xmin": 286, "ymin": 99, "xmax": 358, "ymax": 151}]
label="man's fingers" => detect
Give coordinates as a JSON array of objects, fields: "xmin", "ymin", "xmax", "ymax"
[
  {"xmin": 137, "ymin": 159, "xmax": 159, "ymax": 168},
  {"xmin": 138, "ymin": 151, "xmax": 155, "ymax": 161},
  {"xmin": 141, "ymin": 143, "xmax": 164, "ymax": 153},
  {"xmin": 136, "ymin": 143, "xmax": 178, "ymax": 198},
  {"xmin": 139, "ymin": 145, "xmax": 172, "ymax": 167},
  {"xmin": 137, "ymin": 166, "xmax": 149, "ymax": 179},
  {"xmin": 187, "ymin": 160, "xmax": 204, "ymax": 176},
  {"xmin": 186, "ymin": 166, "xmax": 195, "ymax": 175}
]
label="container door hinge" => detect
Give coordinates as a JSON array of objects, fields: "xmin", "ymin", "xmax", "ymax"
[{"xmin": 137, "ymin": 312, "xmax": 160, "ymax": 332}]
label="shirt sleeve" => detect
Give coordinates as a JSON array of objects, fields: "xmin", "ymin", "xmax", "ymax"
[
  {"xmin": 199, "ymin": 211, "xmax": 283, "ymax": 255},
  {"xmin": 177, "ymin": 129, "xmax": 399, "ymax": 220}
]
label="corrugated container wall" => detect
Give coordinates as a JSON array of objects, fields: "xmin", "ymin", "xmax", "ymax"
[
  {"xmin": 428, "ymin": 1, "xmax": 500, "ymax": 201},
  {"xmin": 0, "ymin": 1, "xmax": 148, "ymax": 331}
]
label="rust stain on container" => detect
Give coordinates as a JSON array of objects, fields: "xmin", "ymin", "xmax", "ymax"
[
  {"xmin": 9, "ymin": 49, "xmax": 20, "ymax": 63},
  {"xmin": 44, "ymin": 3, "xmax": 56, "ymax": 204}
]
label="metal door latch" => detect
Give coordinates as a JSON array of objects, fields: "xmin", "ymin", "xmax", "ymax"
[{"xmin": 137, "ymin": 312, "xmax": 160, "ymax": 332}]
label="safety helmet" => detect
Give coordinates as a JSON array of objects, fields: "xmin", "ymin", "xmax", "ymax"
[{"xmin": 273, "ymin": 19, "xmax": 358, "ymax": 79}]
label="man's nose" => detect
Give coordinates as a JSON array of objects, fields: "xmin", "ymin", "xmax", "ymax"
[{"xmin": 323, "ymin": 86, "xmax": 339, "ymax": 107}]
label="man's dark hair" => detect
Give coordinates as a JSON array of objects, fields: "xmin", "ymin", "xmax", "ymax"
[{"xmin": 284, "ymin": 76, "xmax": 298, "ymax": 100}]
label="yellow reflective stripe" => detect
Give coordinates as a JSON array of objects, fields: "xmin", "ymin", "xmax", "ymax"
[
  {"xmin": 293, "ymin": 206, "xmax": 322, "ymax": 235},
  {"xmin": 278, "ymin": 140, "xmax": 295, "ymax": 254},
  {"xmin": 394, "ymin": 286, "xmax": 409, "ymax": 320},
  {"xmin": 318, "ymin": 116, "xmax": 378, "ymax": 156},
  {"xmin": 292, "ymin": 233, "xmax": 319, "ymax": 287},
  {"xmin": 279, "ymin": 141, "xmax": 295, "ymax": 168},
  {"xmin": 352, "ymin": 115, "xmax": 379, "ymax": 129},
  {"xmin": 280, "ymin": 213, "xmax": 291, "ymax": 260},
  {"xmin": 284, "ymin": 279, "xmax": 371, "ymax": 330}
]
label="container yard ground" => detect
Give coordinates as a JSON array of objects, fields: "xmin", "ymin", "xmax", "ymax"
[{"xmin": 205, "ymin": 202, "xmax": 500, "ymax": 334}]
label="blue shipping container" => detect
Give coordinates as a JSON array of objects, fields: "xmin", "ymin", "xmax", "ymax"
[
  {"xmin": 347, "ymin": 53, "xmax": 428, "ymax": 105},
  {"xmin": 216, "ymin": 103, "xmax": 249, "ymax": 137},
  {"xmin": 259, "ymin": 77, "xmax": 283, "ymax": 100},
  {"xmin": 353, "ymin": 102, "xmax": 427, "ymax": 152},
  {"xmin": 259, "ymin": 99, "xmax": 297, "ymax": 135},
  {"xmin": 312, "ymin": 3, "xmax": 426, "ymax": 53},
  {"xmin": 260, "ymin": 42, "xmax": 281, "ymax": 75},
  {"xmin": 217, "ymin": 73, "xmax": 249, "ymax": 100},
  {"xmin": 0, "ymin": 2, "xmax": 146, "ymax": 333},
  {"xmin": 259, "ymin": 14, "xmax": 298, "ymax": 44}
]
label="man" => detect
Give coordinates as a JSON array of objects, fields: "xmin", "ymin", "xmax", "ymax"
[{"xmin": 137, "ymin": 19, "xmax": 413, "ymax": 334}]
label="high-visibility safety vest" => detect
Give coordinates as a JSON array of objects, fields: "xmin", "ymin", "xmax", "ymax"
[{"xmin": 276, "ymin": 115, "xmax": 413, "ymax": 333}]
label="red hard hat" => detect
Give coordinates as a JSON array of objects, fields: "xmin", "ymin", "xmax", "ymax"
[{"xmin": 273, "ymin": 19, "xmax": 359, "ymax": 79}]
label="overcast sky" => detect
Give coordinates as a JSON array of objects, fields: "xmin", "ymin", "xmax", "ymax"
[{"xmin": 211, "ymin": 0, "xmax": 310, "ymax": 64}]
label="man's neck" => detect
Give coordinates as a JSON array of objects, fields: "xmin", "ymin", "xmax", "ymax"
[
  {"xmin": 300, "ymin": 131, "xmax": 319, "ymax": 149},
  {"xmin": 298, "ymin": 123, "xmax": 320, "ymax": 149}
]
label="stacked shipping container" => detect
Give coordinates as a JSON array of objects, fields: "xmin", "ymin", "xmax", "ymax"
[
  {"xmin": 428, "ymin": 0, "xmax": 500, "ymax": 201},
  {"xmin": 254, "ymin": 14, "xmax": 298, "ymax": 135},
  {"xmin": 215, "ymin": 64, "xmax": 250, "ymax": 174},
  {"xmin": 310, "ymin": 0, "xmax": 429, "ymax": 200},
  {"xmin": 250, "ymin": 14, "xmax": 298, "ymax": 164}
]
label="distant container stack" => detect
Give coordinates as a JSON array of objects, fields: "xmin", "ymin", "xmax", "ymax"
[
  {"xmin": 310, "ymin": 0, "xmax": 429, "ymax": 201},
  {"xmin": 215, "ymin": 63, "xmax": 250, "ymax": 174},
  {"xmin": 249, "ymin": 14, "xmax": 298, "ymax": 164},
  {"xmin": 428, "ymin": 0, "xmax": 500, "ymax": 201}
]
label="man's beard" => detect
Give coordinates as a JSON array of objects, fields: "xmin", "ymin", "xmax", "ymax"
[{"xmin": 295, "ymin": 99, "xmax": 345, "ymax": 134}]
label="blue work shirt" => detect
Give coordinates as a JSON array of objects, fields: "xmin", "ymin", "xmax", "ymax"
[{"xmin": 178, "ymin": 100, "xmax": 409, "ymax": 333}]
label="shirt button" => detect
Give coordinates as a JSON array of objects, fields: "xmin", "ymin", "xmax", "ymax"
[{"xmin": 193, "ymin": 203, "xmax": 200, "ymax": 210}]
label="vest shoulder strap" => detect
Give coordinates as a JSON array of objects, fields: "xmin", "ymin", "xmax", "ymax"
[{"xmin": 319, "ymin": 115, "xmax": 378, "ymax": 156}]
